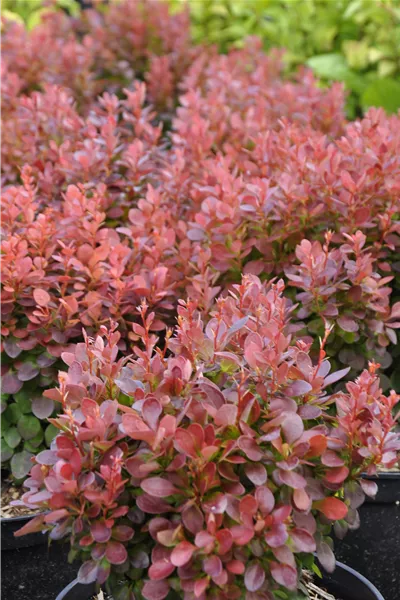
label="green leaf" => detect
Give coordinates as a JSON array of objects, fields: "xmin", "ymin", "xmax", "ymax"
[
  {"xmin": 307, "ymin": 53, "xmax": 350, "ymax": 80},
  {"xmin": 17, "ymin": 414, "xmax": 41, "ymax": 440},
  {"xmin": 4, "ymin": 403, "xmax": 22, "ymax": 424},
  {"xmin": 1, "ymin": 414, "xmax": 10, "ymax": 434},
  {"xmin": 10, "ymin": 450, "xmax": 34, "ymax": 479},
  {"xmin": 1, "ymin": 438, "xmax": 14, "ymax": 463},
  {"xmin": 4, "ymin": 427, "xmax": 22, "ymax": 449},
  {"xmin": 311, "ymin": 563, "xmax": 323, "ymax": 578},
  {"xmin": 391, "ymin": 369, "xmax": 400, "ymax": 393},
  {"xmin": 14, "ymin": 389, "xmax": 33, "ymax": 414},
  {"xmin": 24, "ymin": 428, "xmax": 44, "ymax": 449},
  {"xmin": 362, "ymin": 78, "xmax": 400, "ymax": 113},
  {"xmin": 45, "ymin": 423, "xmax": 59, "ymax": 446}
]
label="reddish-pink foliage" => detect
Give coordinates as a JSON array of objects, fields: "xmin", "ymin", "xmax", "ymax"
[
  {"xmin": 15, "ymin": 277, "xmax": 400, "ymax": 598},
  {"xmin": 1, "ymin": 1, "xmax": 400, "ymax": 485}
]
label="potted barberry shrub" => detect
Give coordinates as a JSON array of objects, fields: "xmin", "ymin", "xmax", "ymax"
[{"xmin": 15, "ymin": 277, "xmax": 398, "ymax": 600}]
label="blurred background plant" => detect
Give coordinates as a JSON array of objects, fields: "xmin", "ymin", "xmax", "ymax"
[
  {"xmin": 170, "ymin": 0, "xmax": 400, "ymax": 117},
  {"xmin": 1, "ymin": 0, "xmax": 80, "ymax": 29}
]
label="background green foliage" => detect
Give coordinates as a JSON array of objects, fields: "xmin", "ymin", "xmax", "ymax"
[
  {"xmin": 171, "ymin": 0, "xmax": 400, "ymax": 116},
  {"xmin": 1, "ymin": 0, "xmax": 80, "ymax": 30}
]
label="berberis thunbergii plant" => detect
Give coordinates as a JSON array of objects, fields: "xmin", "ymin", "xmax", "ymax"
[
  {"xmin": 15, "ymin": 276, "xmax": 400, "ymax": 600},
  {"xmin": 3, "ymin": 1, "xmax": 400, "ymax": 481}
]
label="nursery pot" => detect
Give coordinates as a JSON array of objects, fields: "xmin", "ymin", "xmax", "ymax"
[
  {"xmin": 1, "ymin": 512, "xmax": 48, "ymax": 551},
  {"xmin": 55, "ymin": 562, "xmax": 384, "ymax": 600},
  {"xmin": 335, "ymin": 500, "xmax": 400, "ymax": 600},
  {"xmin": 362, "ymin": 472, "xmax": 400, "ymax": 504},
  {"xmin": 1, "ymin": 468, "xmax": 48, "ymax": 550}
]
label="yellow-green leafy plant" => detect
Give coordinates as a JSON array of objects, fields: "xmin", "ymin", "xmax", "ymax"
[
  {"xmin": 1, "ymin": 0, "xmax": 80, "ymax": 29},
  {"xmin": 170, "ymin": 0, "xmax": 400, "ymax": 116}
]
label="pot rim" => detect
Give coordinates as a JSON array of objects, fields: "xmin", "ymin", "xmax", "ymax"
[
  {"xmin": 56, "ymin": 561, "xmax": 385, "ymax": 600},
  {"xmin": 0, "ymin": 510, "xmax": 48, "ymax": 524},
  {"xmin": 56, "ymin": 578, "xmax": 82, "ymax": 600},
  {"xmin": 363, "ymin": 472, "xmax": 400, "ymax": 481},
  {"xmin": 329, "ymin": 561, "xmax": 385, "ymax": 600}
]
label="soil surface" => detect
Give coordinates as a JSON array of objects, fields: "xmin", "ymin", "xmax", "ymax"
[
  {"xmin": 1, "ymin": 479, "xmax": 40, "ymax": 519},
  {"xmin": 1, "ymin": 542, "xmax": 80, "ymax": 600}
]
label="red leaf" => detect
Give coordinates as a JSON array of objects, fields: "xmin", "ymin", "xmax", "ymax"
[
  {"xmin": 33, "ymin": 288, "xmax": 51, "ymax": 307},
  {"xmin": 245, "ymin": 561, "xmax": 265, "ymax": 592},
  {"xmin": 341, "ymin": 171, "xmax": 356, "ymax": 193},
  {"xmin": 360, "ymin": 479, "xmax": 378, "ymax": 498},
  {"xmin": 112, "ymin": 525, "xmax": 134, "ymax": 542},
  {"xmin": 230, "ymin": 525, "xmax": 254, "ymax": 545},
  {"xmin": 77, "ymin": 560, "xmax": 98, "ymax": 584},
  {"xmin": 148, "ymin": 560, "xmax": 175, "ymax": 580},
  {"xmin": 238, "ymin": 436, "xmax": 263, "ymax": 461},
  {"xmin": 239, "ymin": 494, "xmax": 258, "ymax": 516},
  {"xmin": 324, "ymin": 466, "xmax": 349, "ymax": 484},
  {"xmin": 286, "ymin": 380, "xmax": 312, "ymax": 397},
  {"xmin": 214, "ymin": 404, "xmax": 238, "ymax": 427},
  {"xmin": 2, "ymin": 373, "xmax": 23, "ymax": 394},
  {"xmin": 323, "ymin": 367, "xmax": 351, "ymax": 388},
  {"xmin": 315, "ymin": 497, "xmax": 348, "ymax": 520},
  {"xmin": 122, "ymin": 414, "xmax": 153, "ymax": 443},
  {"xmin": 203, "ymin": 555, "xmax": 222, "ymax": 577},
  {"xmin": 170, "ymin": 541, "xmax": 195, "ymax": 567},
  {"xmin": 105, "ymin": 541, "xmax": 128, "ymax": 565},
  {"xmin": 306, "ymin": 434, "xmax": 327, "ymax": 458},
  {"xmin": 255, "ymin": 486, "xmax": 275, "ymax": 516},
  {"xmin": 279, "ymin": 469, "xmax": 307, "ymax": 489},
  {"xmin": 174, "ymin": 429, "xmax": 197, "ymax": 458},
  {"xmin": 245, "ymin": 463, "xmax": 267, "ymax": 485},
  {"xmin": 215, "ymin": 529, "xmax": 233, "ymax": 555},
  {"xmin": 317, "ymin": 541, "xmax": 335, "ymax": 573},
  {"xmin": 337, "ymin": 316, "xmax": 359, "ymax": 333},
  {"xmin": 14, "ymin": 515, "xmax": 45, "ymax": 537},
  {"xmin": 226, "ymin": 560, "xmax": 245, "ymax": 574},
  {"xmin": 265, "ymin": 524, "xmax": 288, "ymax": 548},
  {"xmin": 137, "ymin": 494, "xmax": 171, "ymax": 514},
  {"xmin": 281, "ymin": 413, "xmax": 304, "ymax": 444},
  {"xmin": 143, "ymin": 397, "xmax": 162, "ymax": 430},
  {"xmin": 293, "ymin": 488, "xmax": 311, "ymax": 511},
  {"xmin": 270, "ymin": 562, "xmax": 298, "ymax": 590},
  {"xmin": 194, "ymin": 578, "xmax": 209, "ymax": 598},
  {"xmin": 44, "ymin": 509, "xmax": 69, "ymax": 523},
  {"xmin": 291, "ymin": 528, "xmax": 316, "ymax": 552},
  {"xmin": 141, "ymin": 477, "xmax": 178, "ymax": 498},
  {"xmin": 182, "ymin": 504, "xmax": 204, "ymax": 534},
  {"xmin": 321, "ymin": 451, "xmax": 345, "ymax": 467},
  {"xmin": 142, "ymin": 580, "xmax": 170, "ymax": 600}
]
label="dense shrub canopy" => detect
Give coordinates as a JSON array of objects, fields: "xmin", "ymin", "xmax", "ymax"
[
  {"xmin": 3, "ymin": 2, "xmax": 400, "ymax": 599},
  {"xmin": 15, "ymin": 279, "xmax": 400, "ymax": 599},
  {"xmin": 2, "ymin": 1, "xmax": 400, "ymax": 481}
]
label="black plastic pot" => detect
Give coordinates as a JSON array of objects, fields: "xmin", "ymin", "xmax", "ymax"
[
  {"xmin": 319, "ymin": 561, "xmax": 385, "ymax": 600},
  {"xmin": 1, "ymin": 513, "xmax": 48, "ymax": 550},
  {"xmin": 335, "ymin": 502, "xmax": 400, "ymax": 600},
  {"xmin": 2, "ymin": 541, "xmax": 79, "ymax": 600},
  {"xmin": 363, "ymin": 472, "xmax": 400, "ymax": 504},
  {"xmin": 55, "ymin": 562, "xmax": 384, "ymax": 600}
]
